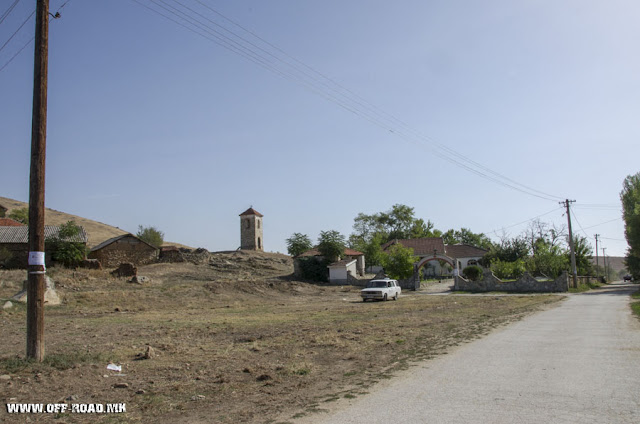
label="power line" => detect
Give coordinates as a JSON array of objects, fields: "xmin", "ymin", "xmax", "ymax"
[
  {"xmin": 0, "ymin": 0, "xmax": 22, "ymax": 26},
  {"xmin": 0, "ymin": 1, "xmax": 71, "ymax": 73},
  {"xmin": 195, "ymin": 0, "xmax": 563, "ymax": 202},
  {"xmin": 0, "ymin": 9, "xmax": 35, "ymax": 54},
  {"xmin": 581, "ymin": 217, "xmax": 621, "ymax": 230},
  {"xmin": 570, "ymin": 208, "xmax": 590, "ymax": 239},
  {"xmin": 486, "ymin": 206, "xmax": 563, "ymax": 237},
  {"xmin": 132, "ymin": 0, "xmax": 564, "ymax": 202}
]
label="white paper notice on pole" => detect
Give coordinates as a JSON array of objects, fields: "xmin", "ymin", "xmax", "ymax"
[{"xmin": 28, "ymin": 251, "xmax": 46, "ymax": 266}]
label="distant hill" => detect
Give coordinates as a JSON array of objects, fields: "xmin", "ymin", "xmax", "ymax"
[
  {"xmin": 0, "ymin": 196, "xmax": 129, "ymax": 248},
  {"xmin": 589, "ymin": 256, "xmax": 627, "ymax": 274}
]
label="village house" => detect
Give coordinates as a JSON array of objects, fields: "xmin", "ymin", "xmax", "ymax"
[
  {"xmin": 294, "ymin": 248, "xmax": 366, "ymax": 283},
  {"xmin": 382, "ymin": 238, "xmax": 488, "ymax": 278},
  {"xmin": 88, "ymin": 234, "xmax": 159, "ymax": 268},
  {"xmin": 0, "ymin": 225, "xmax": 88, "ymax": 268}
]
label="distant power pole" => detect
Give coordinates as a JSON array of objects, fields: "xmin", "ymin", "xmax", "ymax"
[
  {"xmin": 594, "ymin": 234, "xmax": 600, "ymax": 279},
  {"xmin": 602, "ymin": 248, "xmax": 608, "ymax": 281},
  {"xmin": 560, "ymin": 199, "xmax": 578, "ymax": 288},
  {"xmin": 27, "ymin": 0, "xmax": 50, "ymax": 361}
]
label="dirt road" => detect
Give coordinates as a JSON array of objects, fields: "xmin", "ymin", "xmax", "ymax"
[{"xmin": 304, "ymin": 282, "xmax": 640, "ymax": 424}]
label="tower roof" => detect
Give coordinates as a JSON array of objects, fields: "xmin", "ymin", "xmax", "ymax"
[{"xmin": 239, "ymin": 207, "xmax": 263, "ymax": 217}]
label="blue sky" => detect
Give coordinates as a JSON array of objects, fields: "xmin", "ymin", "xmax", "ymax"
[{"xmin": 1, "ymin": 0, "xmax": 637, "ymax": 257}]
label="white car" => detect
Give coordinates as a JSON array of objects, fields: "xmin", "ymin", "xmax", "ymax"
[{"xmin": 361, "ymin": 278, "xmax": 401, "ymax": 302}]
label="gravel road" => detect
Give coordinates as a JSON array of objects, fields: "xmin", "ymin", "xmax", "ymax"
[{"xmin": 305, "ymin": 282, "xmax": 640, "ymax": 424}]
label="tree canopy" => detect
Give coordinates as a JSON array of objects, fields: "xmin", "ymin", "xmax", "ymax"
[
  {"xmin": 286, "ymin": 233, "xmax": 313, "ymax": 257},
  {"xmin": 47, "ymin": 220, "xmax": 86, "ymax": 267},
  {"xmin": 137, "ymin": 225, "xmax": 164, "ymax": 248},
  {"xmin": 621, "ymin": 172, "xmax": 640, "ymax": 279},
  {"xmin": 317, "ymin": 230, "xmax": 346, "ymax": 263}
]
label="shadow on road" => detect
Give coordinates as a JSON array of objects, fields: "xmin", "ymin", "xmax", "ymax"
[{"xmin": 581, "ymin": 282, "xmax": 640, "ymax": 297}]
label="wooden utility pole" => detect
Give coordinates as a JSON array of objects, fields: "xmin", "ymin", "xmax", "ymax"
[
  {"xmin": 27, "ymin": 0, "xmax": 50, "ymax": 361},
  {"xmin": 602, "ymin": 248, "xmax": 608, "ymax": 281},
  {"xmin": 560, "ymin": 199, "xmax": 578, "ymax": 288},
  {"xmin": 594, "ymin": 234, "xmax": 600, "ymax": 279}
]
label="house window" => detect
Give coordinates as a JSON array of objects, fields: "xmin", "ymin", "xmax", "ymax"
[
  {"xmin": 257, "ymin": 220, "xmax": 261, "ymax": 229},
  {"xmin": 245, "ymin": 219, "xmax": 250, "ymax": 229},
  {"xmin": 468, "ymin": 259, "xmax": 478, "ymax": 266},
  {"xmin": 258, "ymin": 237, "xmax": 262, "ymax": 249}
]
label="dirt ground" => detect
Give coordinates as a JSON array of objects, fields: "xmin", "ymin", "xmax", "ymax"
[{"xmin": 0, "ymin": 251, "xmax": 563, "ymax": 423}]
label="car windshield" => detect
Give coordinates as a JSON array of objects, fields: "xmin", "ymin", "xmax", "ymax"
[{"xmin": 367, "ymin": 281, "xmax": 388, "ymax": 288}]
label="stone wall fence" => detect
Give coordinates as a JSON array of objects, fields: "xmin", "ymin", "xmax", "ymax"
[{"xmin": 454, "ymin": 270, "xmax": 569, "ymax": 293}]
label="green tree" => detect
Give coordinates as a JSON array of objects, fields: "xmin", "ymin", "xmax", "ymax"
[
  {"xmin": 137, "ymin": 225, "xmax": 164, "ymax": 247},
  {"xmin": 47, "ymin": 221, "xmax": 87, "ymax": 267},
  {"xmin": 526, "ymin": 239, "xmax": 568, "ymax": 278},
  {"xmin": 8, "ymin": 207, "xmax": 28, "ymax": 224},
  {"xmin": 480, "ymin": 236, "xmax": 528, "ymax": 267},
  {"xmin": 350, "ymin": 204, "xmax": 440, "ymax": 245},
  {"xmin": 442, "ymin": 227, "xmax": 493, "ymax": 250},
  {"xmin": 380, "ymin": 243, "xmax": 418, "ymax": 280},
  {"xmin": 286, "ymin": 233, "xmax": 313, "ymax": 257},
  {"xmin": 317, "ymin": 230, "xmax": 346, "ymax": 263},
  {"xmin": 570, "ymin": 235, "xmax": 594, "ymax": 276},
  {"xmin": 621, "ymin": 172, "xmax": 640, "ymax": 279}
]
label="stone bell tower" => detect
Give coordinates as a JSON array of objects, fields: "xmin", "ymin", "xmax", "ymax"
[{"xmin": 239, "ymin": 207, "xmax": 264, "ymax": 251}]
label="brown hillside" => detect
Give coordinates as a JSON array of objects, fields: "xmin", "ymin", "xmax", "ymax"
[{"xmin": 0, "ymin": 196, "xmax": 128, "ymax": 248}]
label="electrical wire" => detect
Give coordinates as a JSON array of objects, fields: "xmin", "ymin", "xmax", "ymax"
[
  {"xmin": 0, "ymin": 9, "xmax": 35, "ymax": 54},
  {"xmin": 193, "ymin": 0, "xmax": 564, "ymax": 203},
  {"xmin": 570, "ymin": 208, "xmax": 589, "ymax": 239},
  {"xmin": 486, "ymin": 206, "xmax": 563, "ymax": 237},
  {"xmin": 580, "ymin": 218, "xmax": 622, "ymax": 231},
  {"xmin": 132, "ymin": 0, "xmax": 564, "ymax": 202},
  {"xmin": 0, "ymin": 0, "xmax": 22, "ymax": 26},
  {"xmin": 0, "ymin": 1, "xmax": 71, "ymax": 73}
]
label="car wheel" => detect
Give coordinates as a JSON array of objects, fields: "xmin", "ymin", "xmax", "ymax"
[
  {"xmin": 383, "ymin": 293, "xmax": 388, "ymax": 301},
  {"xmin": 394, "ymin": 293, "xmax": 398, "ymax": 301}
]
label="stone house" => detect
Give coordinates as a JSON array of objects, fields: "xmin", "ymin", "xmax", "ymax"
[
  {"xmin": 0, "ymin": 225, "xmax": 88, "ymax": 268},
  {"xmin": 88, "ymin": 234, "xmax": 159, "ymax": 268}
]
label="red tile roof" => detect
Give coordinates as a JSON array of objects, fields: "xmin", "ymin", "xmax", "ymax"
[
  {"xmin": 382, "ymin": 238, "xmax": 446, "ymax": 256},
  {"xmin": 0, "ymin": 218, "xmax": 24, "ymax": 226},
  {"xmin": 239, "ymin": 208, "xmax": 263, "ymax": 217},
  {"xmin": 445, "ymin": 244, "xmax": 488, "ymax": 259}
]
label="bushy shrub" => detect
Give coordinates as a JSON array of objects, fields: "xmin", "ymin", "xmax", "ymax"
[
  {"xmin": 490, "ymin": 259, "xmax": 526, "ymax": 280},
  {"xmin": 0, "ymin": 247, "xmax": 13, "ymax": 268},
  {"xmin": 462, "ymin": 265, "xmax": 483, "ymax": 281},
  {"xmin": 380, "ymin": 244, "xmax": 417, "ymax": 280},
  {"xmin": 297, "ymin": 257, "xmax": 329, "ymax": 282}
]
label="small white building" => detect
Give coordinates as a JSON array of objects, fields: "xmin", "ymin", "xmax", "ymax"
[{"xmin": 328, "ymin": 259, "xmax": 358, "ymax": 284}]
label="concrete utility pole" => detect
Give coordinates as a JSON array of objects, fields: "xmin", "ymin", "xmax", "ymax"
[
  {"xmin": 560, "ymin": 199, "xmax": 578, "ymax": 288},
  {"xmin": 594, "ymin": 234, "xmax": 600, "ymax": 279},
  {"xmin": 27, "ymin": 0, "xmax": 50, "ymax": 361}
]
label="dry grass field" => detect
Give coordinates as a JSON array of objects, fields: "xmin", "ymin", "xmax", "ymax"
[{"xmin": 0, "ymin": 251, "xmax": 564, "ymax": 423}]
